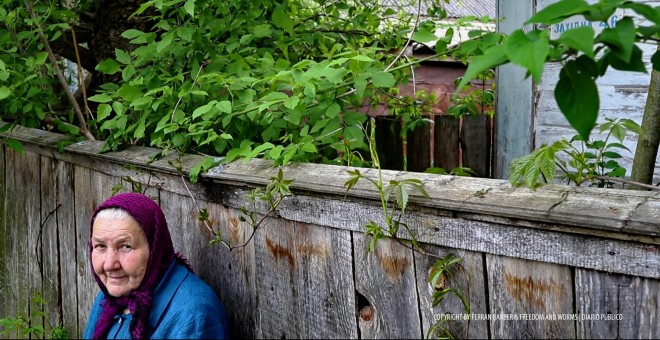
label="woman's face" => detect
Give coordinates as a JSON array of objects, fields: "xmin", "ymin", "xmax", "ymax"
[{"xmin": 91, "ymin": 216, "xmax": 150, "ymax": 297}]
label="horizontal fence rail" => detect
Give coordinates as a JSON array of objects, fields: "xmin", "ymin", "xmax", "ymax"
[{"xmin": 1, "ymin": 123, "xmax": 659, "ymax": 339}]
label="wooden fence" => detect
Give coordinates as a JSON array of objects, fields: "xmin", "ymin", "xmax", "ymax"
[
  {"xmin": 1, "ymin": 124, "xmax": 659, "ymax": 339},
  {"xmin": 374, "ymin": 114, "xmax": 492, "ymax": 176}
]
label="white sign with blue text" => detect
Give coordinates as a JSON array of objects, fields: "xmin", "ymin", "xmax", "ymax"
[{"xmin": 549, "ymin": 9, "xmax": 626, "ymax": 39}]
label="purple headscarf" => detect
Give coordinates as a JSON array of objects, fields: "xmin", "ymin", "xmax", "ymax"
[{"xmin": 89, "ymin": 192, "xmax": 193, "ymax": 339}]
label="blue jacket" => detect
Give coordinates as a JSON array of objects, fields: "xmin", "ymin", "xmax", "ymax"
[{"xmin": 83, "ymin": 261, "xmax": 229, "ymax": 339}]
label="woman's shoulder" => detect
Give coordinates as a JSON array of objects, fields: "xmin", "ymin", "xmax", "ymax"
[
  {"xmin": 164, "ymin": 262, "xmax": 225, "ymax": 312},
  {"xmin": 152, "ymin": 263, "xmax": 229, "ymax": 338}
]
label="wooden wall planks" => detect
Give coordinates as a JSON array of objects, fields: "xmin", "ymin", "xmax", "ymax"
[{"xmin": 1, "ymin": 125, "xmax": 659, "ymax": 339}]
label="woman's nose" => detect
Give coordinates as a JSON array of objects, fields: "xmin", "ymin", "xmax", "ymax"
[{"xmin": 103, "ymin": 249, "xmax": 121, "ymax": 271}]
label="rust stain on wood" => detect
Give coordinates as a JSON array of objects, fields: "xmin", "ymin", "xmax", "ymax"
[
  {"xmin": 266, "ymin": 238, "xmax": 295, "ymax": 268},
  {"xmin": 504, "ymin": 272, "xmax": 563, "ymax": 308},
  {"xmin": 375, "ymin": 249, "xmax": 410, "ymax": 279},
  {"xmin": 296, "ymin": 243, "xmax": 329, "ymax": 258}
]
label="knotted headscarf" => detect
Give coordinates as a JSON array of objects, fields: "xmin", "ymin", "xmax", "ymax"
[{"xmin": 89, "ymin": 192, "xmax": 193, "ymax": 339}]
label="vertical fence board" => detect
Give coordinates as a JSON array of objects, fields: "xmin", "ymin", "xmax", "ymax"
[
  {"xmin": 161, "ymin": 189, "xmax": 260, "ymax": 339},
  {"xmin": 254, "ymin": 217, "xmax": 357, "ymax": 339},
  {"xmin": 56, "ymin": 162, "xmax": 78, "ymax": 338},
  {"xmin": 487, "ymin": 255, "xmax": 576, "ymax": 339},
  {"xmin": 40, "ymin": 157, "xmax": 62, "ymax": 337},
  {"xmin": 415, "ymin": 246, "xmax": 489, "ymax": 339},
  {"xmin": 375, "ymin": 117, "xmax": 404, "ymax": 171},
  {"xmin": 73, "ymin": 167, "xmax": 117, "ymax": 336},
  {"xmin": 575, "ymin": 269, "xmax": 660, "ymax": 339},
  {"xmin": 159, "ymin": 190, "xmax": 258, "ymax": 338},
  {"xmin": 4, "ymin": 148, "xmax": 18, "ymax": 338},
  {"xmin": 5, "ymin": 149, "xmax": 39, "ymax": 338},
  {"xmin": 407, "ymin": 116, "xmax": 432, "ymax": 172},
  {"xmin": 56, "ymin": 161, "xmax": 77, "ymax": 338},
  {"xmin": 494, "ymin": 0, "xmax": 535, "ymax": 179},
  {"xmin": 434, "ymin": 115, "xmax": 460, "ymax": 172},
  {"xmin": 461, "ymin": 115, "xmax": 492, "ymax": 178},
  {"xmin": 0, "ymin": 145, "xmax": 5, "ymax": 317},
  {"xmin": 203, "ymin": 199, "xmax": 260, "ymax": 339},
  {"xmin": 27, "ymin": 154, "xmax": 42, "ymax": 338},
  {"xmin": 354, "ymin": 235, "xmax": 422, "ymax": 338}
]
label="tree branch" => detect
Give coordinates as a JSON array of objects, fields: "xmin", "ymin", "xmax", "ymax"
[
  {"xmin": 24, "ymin": 0, "xmax": 95, "ymax": 141},
  {"xmin": 593, "ymin": 175, "xmax": 660, "ymax": 191}
]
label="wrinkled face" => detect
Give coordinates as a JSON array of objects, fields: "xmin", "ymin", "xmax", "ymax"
[{"xmin": 91, "ymin": 216, "xmax": 150, "ymax": 297}]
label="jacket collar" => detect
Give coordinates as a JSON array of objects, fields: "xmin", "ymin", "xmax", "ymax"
[{"xmin": 148, "ymin": 260, "xmax": 188, "ymax": 328}]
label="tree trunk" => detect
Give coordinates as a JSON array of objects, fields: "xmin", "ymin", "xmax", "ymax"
[{"xmin": 629, "ymin": 46, "xmax": 660, "ymax": 190}]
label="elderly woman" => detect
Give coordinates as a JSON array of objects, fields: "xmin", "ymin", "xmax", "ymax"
[{"xmin": 83, "ymin": 192, "xmax": 229, "ymax": 339}]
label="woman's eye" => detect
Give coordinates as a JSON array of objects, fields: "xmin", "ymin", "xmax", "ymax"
[
  {"xmin": 94, "ymin": 244, "xmax": 106, "ymax": 250},
  {"xmin": 121, "ymin": 244, "xmax": 132, "ymax": 250}
]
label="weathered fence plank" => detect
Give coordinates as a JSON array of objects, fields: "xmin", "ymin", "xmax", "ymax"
[
  {"xmin": 203, "ymin": 199, "xmax": 260, "ymax": 339},
  {"xmin": 27, "ymin": 154, "xmax": 43, "ymax": 338},
  {"xmin": 53, "ymin": 160, "xmax": 78, "ymax": 338},
  {"xmin": 375, "ymin": 116, "xmax": 404, "ymax": 171},
  {"xmin": 487, "ymin": 255, "xmax": 576, "ymax": 339},
  {"xmin": 354, "ymin": 236, "xmax": 422, "ymax": 338},
  {"xmin": 0, "ymin": 145, "xmax": 6, "ymax": 327},
  {"xmin": 255, "ymin": 218, "xmax": 357, "ymax": 339},
  {"xmin": 415, "ymin": 246, "xmax": 489, "ymax": 339},
  {"xmin": 461, "ymin": 115, "xmax": 492, "ymax": 177},
  {"xmin": 494, "ymin": 0, "xmax": 535, "ymax": 179},
  {"xmin": 575, "ymin": 269, "xmax": 660, "ymax": 339},
  {"xmin": 5, "ymin": 148, "xmax": 39, "ymax": 339},
  {"xmin": 7, "ymin": 126, "xmax": 657, "ymax": 242},
  {"xmin": 40, "ymin": 157, "xmax": 63, "ymax": 337},
  {"xmin": 73, "ymin": 166, "xmax": 117, "ymax": 334},
  {"xmin": 55, "ymin": 160, "xmax": 76, "ymax": 338},
  {"xmin": 434, "ymin": 115, "xmax": 460, "ymax": 172},
  {"xmin": 407, "ymin": 116, "xmax": 432, "ymax": 172}
]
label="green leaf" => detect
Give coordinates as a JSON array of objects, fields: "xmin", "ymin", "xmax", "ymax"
[
  {"xmin": 253, "ymin": 24, "xmax": 272, "ymax": 38},
  {"xmin": 456, "ymin": 45, "xmax": 508, "ymax": 93},
  {"xmin": 598, "ymin": 17, "xmax": 636, "ymax": 63},
  {"xmin": 88, "ymin": 94, "xmax": 113, "ymax": 103},
  {"xmin": 555, "ymin": 60, "xmax": 599, "ymax": 141},
  {"xmin": 6, "ymin": 138, "xmax": 23, "ymax": 153},
  {"xmin": 300, "ymin": 142, "xmax": 316, "ymax": 153},
  {"xmin": 607, "ymin": 167, "xmax": 626, "ymax": 177},
  {"xmin": 216, "ymin": 100, "xmax": 232, "ymax": 113},
  {"xmin": 351, "ymin": 55, "xmax": 374, "ymax": 62},
  {"xmin": 412, "ymin": 28, "xmax": 438, "ymax": 43},
  {"xmin": 558, "ymin": 26, "xmax": 595, "ymax": 58},
  {"xmin": 177, "ymin": 27, "xmax": 195, "ymax": 41},
  {"xmin": 272, "ymin": 6, "xmax": 294, "ymax": 34},
  {"xmin": 130, "ymin": 97, "xmax": 153, "ymax": 108},
  {"xmin": 243, "ymin": 142, "xmax": 275, "ymax": 163},
  {"xmin": 0, "ymin": 86, "xmax": 11, "ymax": 100},
  {"xmin": 603, "ymin": 151, "xmax": 623, "ymax": 159},
  {"xmin": 156, "ymin": 32, "xmax": 175, "ymax": 53},
  {"xmin": 284, "ymin": 96, "xmax": 300, "ymax": 109},
  {"xmin": 184, "ymin": 0, "xmax": 195, "ymax": 17},
  {"xmin": 505, "ymin": 30, "xmax": 550, "ymax": 83},
  {"xmin": 355, "ymin": 74, "xmax": 369, "ymax": 97},
  {"xmin": 121, "ymin": 29, "xmax": 144, "ymax": 39},
  {"xmin": 115, "ymin": 49, "xmax": 131, "ymax": 64},
  {"xmin": 526, "ymin": 0, "xmax": 591, "ymax": 25},
  {"xmin": 96, "ymin": 59, "xmax": 121, "ymax": 74},
  {"xmin": 193, "ymin": 102, "xmax": 214, "ymax": 119},
  {"xmin": 605, "ymin": 45, "xmax": 647, "ymax": 73},
  {"xmin": 371, "ymin": 71, "xmax": 395, "ymax": 88},
  {"xmin": 97, "ymin": 104, "xmax": 112, "ymax": 121},
  {"xmin": 285, "ymin": 109, "xmax": 301, "ymax": 125}
]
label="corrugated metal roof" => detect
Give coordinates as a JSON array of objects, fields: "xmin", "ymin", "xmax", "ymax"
[{"xmin": 381, "ymin": 0, "xmax": 496, "ymax": 19}]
